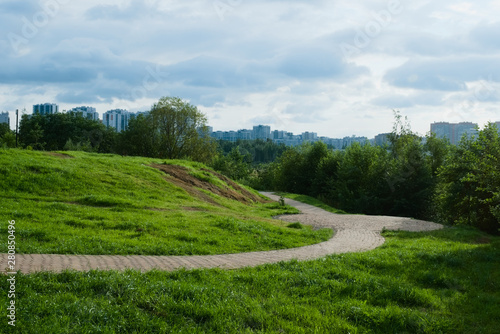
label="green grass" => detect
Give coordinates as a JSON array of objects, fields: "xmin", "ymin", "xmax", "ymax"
[
  {"xmin": 1, "ymin": 228, "xmax": 498, "ymax": 333},
  {"xmin": 1, "ymin": 150, "xmax": 498, "ymax": 333},
  {"xmin": 0, "ymin": 149, "xmax": 332, "ymax": 255},
  {"xmin": 276, "ymin": 192, "xmax": 348, "ymax": 214}
]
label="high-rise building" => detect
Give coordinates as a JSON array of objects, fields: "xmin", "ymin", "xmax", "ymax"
[
  {"xmin": 0, "ymin": 112, "xmax": 9, "ymax": 125},
  {"xmin": 237, "ymin": 129, "xmax": 253, "ymax": 140},
  {"xmin": 33, "ymin": 103, "xmax": 59, "ymax": 115},
  {"xmin": 104, "ymin": 109, "xmax": 131, "ymax": 132},
  {"xmin": 70, "ymin": 106, "xmax": 99, "ymax": 121},
  {"xmin": 302, "ymin": 132, "xmax": 318, "ymax": 142},
  {"xmin": 253, "ymin": 125, "xmax": 271, "ymax": 140},
  {"xmin": 431, "ymin": 122, "xmax": 478, "ymax": 145},
  {"xmin": 375, "ymin": 133, "xmax": 391, "ymax": 146}
]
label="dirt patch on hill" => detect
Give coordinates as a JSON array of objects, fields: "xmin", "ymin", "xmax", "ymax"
[{"xmin": 151, "ymin": 164, "xmax": 268, "ymax": 206}]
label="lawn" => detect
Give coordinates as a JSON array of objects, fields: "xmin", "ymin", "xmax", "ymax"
[
  {"xmin": 0, "ymin": 149, "xmax": 331, "ymax": 255},
  {"xmin": 1, "ymin": 227, "xmax": 498, "ymax": 333}
]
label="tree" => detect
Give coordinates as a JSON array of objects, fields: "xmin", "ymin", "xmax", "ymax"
[
  {"xmin": 118, "ymin": 97, "xmax": 216, "ymax": 163},
  {"xmin": 211, "ymin": 146, "xmax": 251, "ymax": 180},
  {"xmin": 116, "ymin": 113, "xmax": 157, "ymax": 157},
  {"xmin": 0, "ymin": 123, "xmax": 16, "ymax": 148},
  {"xmin": 149, "ymin": 97, "xmax": 216, "ymax": 162},
  {"xmin": 436, "ymin": 123, "xmax": 500, "ymax": 233}
]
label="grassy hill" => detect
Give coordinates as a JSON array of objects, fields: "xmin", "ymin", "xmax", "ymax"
[{"xmin": 0, "ymin": 149, "xmax": 331, "ymax": 255}]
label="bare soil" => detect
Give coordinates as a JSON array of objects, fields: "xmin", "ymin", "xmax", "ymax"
[{"xmin": 151, "ymin": 164, "xmax": 268, "ymax": 205}]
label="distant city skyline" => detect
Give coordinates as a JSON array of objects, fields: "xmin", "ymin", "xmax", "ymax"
[{"xmin": 1, "ymin": 103, "xmax": 499, "ymax": 142}]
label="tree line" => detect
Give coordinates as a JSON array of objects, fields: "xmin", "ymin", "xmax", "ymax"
[{"xmin": 11, "ymin": 97, "xmax": 217, "ymax": 163}]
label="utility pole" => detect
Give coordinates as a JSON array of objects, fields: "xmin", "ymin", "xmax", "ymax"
[{"xmin": 15, "ymin": 109, "xmax": 18, "ymax": 148}]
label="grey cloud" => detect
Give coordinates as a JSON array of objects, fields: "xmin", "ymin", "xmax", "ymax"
[{"xmin": 384, "ymin": 57, "xmax": 500, "ymax": 91}]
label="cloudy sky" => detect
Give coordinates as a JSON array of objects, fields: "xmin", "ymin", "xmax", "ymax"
[{"xmin": 1, "ymin": 0, "xmax": 499, "ymax": 138}]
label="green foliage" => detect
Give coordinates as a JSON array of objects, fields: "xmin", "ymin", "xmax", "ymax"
[
  {"xmin": 151, "ymin": 96, "xmax": 216, "ymax": 163},
  {"xmin": 271, "ymin": 135, "xmax": 435, "ymax": 219},
  {"xmin": 211, "ymin": 146, "xmax": 251, "ymax": 181},
  {"xmin": 335, "ymin": 143, "xmax": 393, "ymax": 215},
  {"xmin": 18, "ymin": 112, "xmax": 116, "ymax": 152},
  {"xmin": 273, "ymin": 142, "xmax": 333, "ymax": 195},
  {"xmin": 63, "ymin": 138, "xmax": 93, "ymax": 152},
  {"xmin": 0, "ymin": 122, "xmax": 16, "ymax": 148},
  {"xmin": 217, "ymin": 139, "xmax": 288, "ymax": 165},
  {"xmin": 436, "ymin": 123, "xmax": 500, "ymax": 233},
  {"xmin": 116, "ymin": 113, "xmax": 156, "ymax": 157},
  {"xmin": 210, "ymin": 139, "xmax": 288, "ymax": 189},
  {"xmin": 2, "ymin": 228, "xmax": 498, "ymax": 333},
  {"xmin": 118, "ymin": 97, "xmax": 217, "ymax": 164}
]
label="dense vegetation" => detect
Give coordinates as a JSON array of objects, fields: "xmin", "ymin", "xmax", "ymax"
[{"xmin": 0, "ymin": 149, "xmax": 331, "ymax": 255}]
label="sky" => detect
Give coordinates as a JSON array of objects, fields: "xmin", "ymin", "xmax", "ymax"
[{"xmin": 1, "ymin": 0, "xmax": 499, "ymax": 138}]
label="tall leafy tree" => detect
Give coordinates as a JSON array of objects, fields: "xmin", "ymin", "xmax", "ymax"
[
  {"xmin": 436, "ymin": 123, "xmax": 500, "ymax": 233},
  {"xmin": 118, "ymin": 97, "xmax": 216, "ymax": 163},
  {"xmin": 150, "ymin": 97, "xmax": 216, "ymax": 162}
]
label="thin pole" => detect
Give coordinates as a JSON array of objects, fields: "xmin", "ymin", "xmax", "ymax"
[{"xmin": 15, "ymin": 109, "xmax": 18, "ymax": 148}]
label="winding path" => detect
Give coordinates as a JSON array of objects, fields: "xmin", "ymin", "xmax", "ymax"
[{"xmin": 2, "ymin": 193, "xmax": 442, "ymax": 274}]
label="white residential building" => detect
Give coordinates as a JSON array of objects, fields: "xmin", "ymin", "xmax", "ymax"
[
  {"xmin": 104, "ymin": 109, "xmax": 132, "ymax": 132},
  {"xmin": 431, "ymin": 122, "xmax": 478, "ymax": 145}
]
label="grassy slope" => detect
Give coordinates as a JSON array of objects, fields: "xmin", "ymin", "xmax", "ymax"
[
  {"xmin": 0, "ymin": 149, "xmax": 331, "ymax": 255},
  {"xmin": 1, "ymin": 228, "xmax": 498, "ymax": 333},
  {"xmin": 1, "ymin": 151, "xmax": 498, "ymax": 333}
]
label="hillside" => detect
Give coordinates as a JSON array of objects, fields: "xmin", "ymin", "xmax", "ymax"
[{"xmin": 0, "ymin": 149, "xmax": 331, "ymax": 255}]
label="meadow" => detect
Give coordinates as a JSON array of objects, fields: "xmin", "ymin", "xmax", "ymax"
[{"xmin": 0, "ymin": 149, "xmax": 499, "ymax": 333}]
